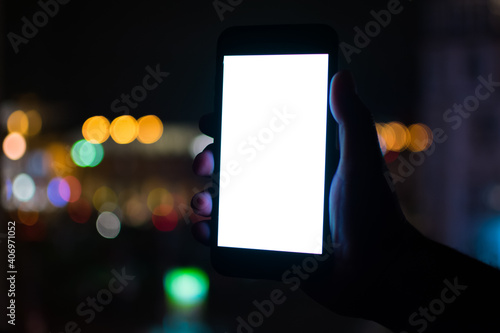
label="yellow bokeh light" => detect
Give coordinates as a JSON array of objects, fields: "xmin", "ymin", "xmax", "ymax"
[
  {"xmin": 82, "ymin": 116, "xmax": 110, "ymax": 144},
  {"xmin": 408, "ymin": 123, "xmax": 433, "ymax": 152},
  {"xmin": 388, "ymin": 122, "xmax": 410, "ymax": 152},
  {"xmin": 7, "ymin": 110, "xmax": 29, "ymax": 134},
  {"xmin": 2, "ymin": 132, "xmax": 27, "ymax": 160},
  {"xmin": 110, "ymin": 115, "xmax": 138, "ymax": 144},
  {"xmin": 93, "ymin": 186, "xmax": 118, "ymax": 212},
  {"xmin": 137, "ymin": 115, "xmax": 163, "ymax": 144},
  {"xmin": 26, "ymin": 110, "xmax": 42, "ymax": 136},
  {"xmin": 377, "ymin": 123, "xmax": 396, "ymax": 151},
  {"xmin": 147, "ymin": 188, "xmax": 174, "ymax": 213}
]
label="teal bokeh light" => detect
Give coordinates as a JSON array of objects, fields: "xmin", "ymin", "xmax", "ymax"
[
  {"xmin": 164, "ymin": 268, "xmax": 209, "ymax": 308},
  {"xmin": 71, "ymin": 140, "xmax": 104, "ymax": 167}
]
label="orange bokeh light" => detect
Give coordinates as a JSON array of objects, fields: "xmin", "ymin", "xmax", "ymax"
[
  {"xmin": 82, "ymin": 116, "xmax": 110, "ymax": 143},
  {"xmin": 110, "ymin": 115, "xmax": 138, "ymax": 144},
  {"xmin": 137, "ymin": 115, "xmax": 163, "ymax": 144},
  {"xmin": 408, "ymin": 123, "xmax": 433, "ymax": 152},
  {"xmin": 3, "ymin": 132, "xmax": 27, "ymax": 160}
]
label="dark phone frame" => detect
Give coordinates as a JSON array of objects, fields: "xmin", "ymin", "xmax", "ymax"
[{"xmin": 211, "ymin": 24, "xmax": 339, "ymax": 280}]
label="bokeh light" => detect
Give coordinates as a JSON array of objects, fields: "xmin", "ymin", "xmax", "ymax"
[
  {"xmin": 88, "ymin": 142, "xmax": 104, "ymax": 167},
  {"xmin": 190, "ymin": 134, "xmax": 214, "ymax": 158},
  {"xmin": 147, "ymin": 188, "xmax": 174, "ymax": 213},
  {"xmin": 384, "ymin": 150, "xmax": 399, "ymax": 164},
  {"xmin": 3, "ymin": 132, "xmax": 27, "ymax": 160},
  {"xmin": 7, "ymin": 110, "xmax": 28, "ymax": 134},
  {"xmin": 375, "ymin": 123, "xmax": 387, "ymax": 155},
  {"xmin": 377, "ymin": 123, "xmax": 396, "ymax": 152},
  {"xmin": 82, "ymin": 116, "xmax": 110, "ymax": 144},
  {"xmin": 18, "ymin": 208, "xmax": 39, "ymax": 226},
  {"xmin": 408, "ymin": 123, "xmax": 433, "ymax": 152},
  {"xmin": 137, "ymin": 115, "xmax": 163, "ymax": 144},
  {"xmin": 68, "ymin": 198, "xmax": 92, "ymax": 224},
  {"xmin": 64, "ymin": 176, "xmax": 81, "ymax": 202},
  {"xmin": 71, "ymin": 140, "xmax": 86, "ymax": 167},
  {"xmin": 71, "ymin": 140, "xmax": 104, "ymax": 167},
  {"xmin": 47, "ymin": 143, "xmax": 73, "ymax": 177},
  {"xmin": 93, "ymin": 186, "xmax": 118, "ymax": 212},
  {"xmin": 79, "ymin": 141, "xmax": 96, "ymax": 166},
  {"xmin": 96, "ymin": 211, "xmax": 121, "ymax": 239},
  {"xmin": 13, "ymin": 173, "xmax": 36, "ymax": 202},
  {"xmin": 6, "ymin": 179, "xmax": 13, "ymax": 200},
  {"xmin": 47, "ymin": 178, "xmax": 70, "ymax": 207},
  {"xmin": 26, "ymin": 110, "xmax": 42, "ymax": 136},
  {"xmin": 152, "ymin": 206, "xmax": 178, "ymax": 232},
  {"xmin": 387, "ymin": 122, "xmax": 411, "ymax": 152},
  {"xmin": 164, "ymin": 268, "xmax": 209, "ymax": 308},
  {"xmin": 125, "ymin": 195, "xmax": 150, "ymax": 227},
  {"xmin": 110, "ymin": 115, "xmax": 138, "ymax": 144}
]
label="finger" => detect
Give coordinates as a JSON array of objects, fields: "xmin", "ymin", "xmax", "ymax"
[
  {"xmin": 191, "ymin": 191, "xmax": 212, "ymax": 216},
  {"xmin": 199, "ymin": 113, "xmax": 217, "ymax": 137},
  {"xmin": 193, "ymin": 148, "xmax": 214, "ymax": 176},
  {"xmin": 191, "ymin": 220, "xmax": 211, "ymax": 246},
  {"xmin": 329, "ymin": 70, "xmax": 383, "ymax": 172}
]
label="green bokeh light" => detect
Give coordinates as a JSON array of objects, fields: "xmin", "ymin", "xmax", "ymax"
[
  {"xmin": 79, "ymin": 141, "xmax": 96, "ymax": 166},
  {"xmin": 71, "ymin": 140, "xmax": 86, "ymax": 167},
  {"xmin": 71, "ymin": 140, "xmax": 104, "ymax": 168},
  {"xmin": 164, "ymin": 267, "xmax": 209, "ymax": 308},
  {"xmin": 86, "ymin": 141, "xmax": 104, "ymax": 167}
]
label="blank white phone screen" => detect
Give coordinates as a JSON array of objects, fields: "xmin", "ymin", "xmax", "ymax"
[{"xmin": 218, "ymin": 54, "xmax": 329, "ymax": 254}]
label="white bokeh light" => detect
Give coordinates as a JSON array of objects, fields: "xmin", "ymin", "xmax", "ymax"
[
  {"xmin": 96, "ymin": 211, "xmax": 121, "ymax": 239},
  {"xmin": 13, "ymin": 173, "xmax": 36, "ymax": 202}
]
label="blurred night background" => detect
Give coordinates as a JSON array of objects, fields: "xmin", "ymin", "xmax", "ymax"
[{"xmin": 1, "ymin": 0, "xmax": 500, "ymax": 332}]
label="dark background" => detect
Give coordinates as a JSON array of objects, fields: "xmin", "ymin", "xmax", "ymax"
[{"xmin": 2, "ymin": 0, "xmax": 500, "ymax": 332}]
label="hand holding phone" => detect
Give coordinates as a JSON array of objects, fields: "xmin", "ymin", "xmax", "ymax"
[
  {"xmin": 193, "ymin": 65, "xmax": 414, "ymax": 317},
  {"xmin": 192, "ymin": 25, "xmax": 500, "ymax": 333},
  {"xmin": 208, "ymin": 25, "xmax": 339, "ymax": 279}
]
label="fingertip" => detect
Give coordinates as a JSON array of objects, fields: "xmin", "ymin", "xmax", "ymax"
[
  {"xmin": 191, "ymin": 220, "xmax": 211, "ymax": 246},
  {"xmin": 193, "ymin": 150, "xmax": 214, "ymax": 176},
  {"xmin": 191, "ymin": 192, "xmax": 212, "ymax": 216},
  {"xmin": 329, "ymin": 70, "xmax": 357, "ymax": 126}
]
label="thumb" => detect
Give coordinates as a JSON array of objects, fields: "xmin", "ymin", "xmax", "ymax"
[{"xmin": 329, "ymin": 70, "xmax": 384, "ymax": 174}]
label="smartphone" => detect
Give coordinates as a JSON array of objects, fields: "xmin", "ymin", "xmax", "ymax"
[{"xmin": 211, "ymin": 24, "xmax": 338, "ymax": 279}]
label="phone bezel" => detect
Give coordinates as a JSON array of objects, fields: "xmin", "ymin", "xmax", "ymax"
[{"xmin": 211, "ymin": 24, "xmax": 339, "ymax": 279}]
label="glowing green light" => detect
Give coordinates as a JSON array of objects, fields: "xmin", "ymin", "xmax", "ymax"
[
  {"xmin": 79, "ymin": 141, "xmax": 97, "ymax": 166},
  {"xmin": 71, "ymin": 140, "xmax": 86, "ymax": 167},
  {"xmin": 164, "ymin": 268, "xmax": 209, "ymax": 307},
  {"xmin": 71, "ymin": 139, "xmax": 104, "ymax": 168},
  {"xmin": 88, "ymin": 142, "xmax": 104, "ymax": 167}
]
